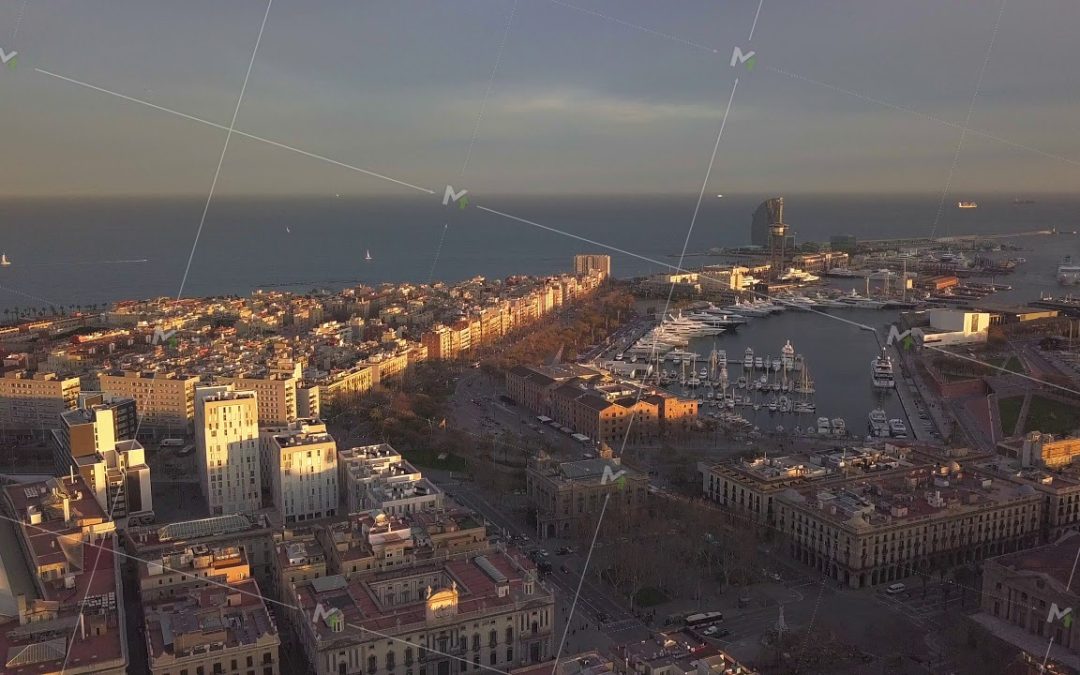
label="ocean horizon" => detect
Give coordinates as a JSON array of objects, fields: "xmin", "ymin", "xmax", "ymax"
[{"xmin": 2, "ymin": 193, "xmax": 1078, "ymax": 311}]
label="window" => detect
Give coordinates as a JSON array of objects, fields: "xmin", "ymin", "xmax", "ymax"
[
  {"xmin": 405, "ymin": 647, "xmax": 414, "ymax": 666},
  {"xmin": 506, "ymin": 648, "xmax": 513, "ymax": 663},
  {"xmin": 489, "ymin": 630, "xmax": 497, "ymax": 647},
  {"xmin": 490, "ymin": 652, "xmax": 497, "ymax": 666},
  {"xmin": 369, "ymin": 656, "xmax": 378, "ymax": 673},
  {"xmin": 387, "ymin": 651, "xmax": 396, "ymax": 670}
]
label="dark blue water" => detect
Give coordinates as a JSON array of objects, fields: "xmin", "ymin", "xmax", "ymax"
[{"xmin": 1, "ymin": 193, "xmax": 1077, "ymax": 311}]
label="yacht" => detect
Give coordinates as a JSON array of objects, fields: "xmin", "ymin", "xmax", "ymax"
[
  {"xmin": 831, "ymin": 418, "xmax": 847, "ymax": 436},
  {"xmin": 614, "ymin": 352, "xmax": 624, "ymax": 361},
  {"xmin": 1058, "ymin": 257, "xmax": 1080, "ymax": 286},
  {"xmin": 872, "ymin": 348, "xmax": 896, "ymax": 388},
  {"xmin": 781, "ymin": 341, "xmax": 795, "ymax": 370},
  {"xmin": 816, "ymin": 417, "xmax": 831, "ymax": 434},
  {"xmin": 736, "ymin": 376, "xmax": 747, "ymax": 389},
  {"xmin": 0, "ymin": 254, "xmax": 10, "ymax": 267},
  {"xmin": 726, "ymin": 299, "xmax": 771, "ymax": 317},
  {"xmin": 743, "ymin": 347, "xmax": 754, "ymax": 369},
  {"xmin": 957, "ymin": 201, "xmax": 978, "ymax": 209},
  {"xmin": 868, "ymin": 408, "xmax": 890, "ymax": 437},
  {"xmin": 839, "ymin": 290, "xmax": 887, "ymax": 309},
  {"xmin": 825, "ymin": 267, "xmax": 860, "ymax": 278},
  {"xmin": 754, "ymin": 356, "xmax": 764, "ymax": 370},
  {"xmin": 889, "ymin": 418, "xmax": 909, "ymax": 438},
  {"xmin": 794, "ymin": 401, "xmax": 816, "ymax": 414},
  {"xmin": 778, "ymin": 395, "xmax": 793, "ymax": 413},
  {"xmin": 771, "ymin": 358, "xmax": 782, "ymax": 372}
]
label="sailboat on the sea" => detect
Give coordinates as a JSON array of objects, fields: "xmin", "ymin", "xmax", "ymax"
[
  {"xmin": 365, "ymin": 249, "xmax": 373, "ymax": 261},
  {"xmin": 0, "ymin": 254, "xmax": 10, "ymax": 266}
]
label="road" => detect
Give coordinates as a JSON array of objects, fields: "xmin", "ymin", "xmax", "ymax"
[{"xmin": 437, "ymin": 475, "xmax": 652, "ymax": 645}]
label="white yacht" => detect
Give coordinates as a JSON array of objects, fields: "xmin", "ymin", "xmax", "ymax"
[
  {"xmin": 0, "ymin": 254, "xmax": 10, "ymax": 267},
  {"xmin": 831, "ymin": 418, "xmax": 847, "ymax": 436},
  {"xmin": 754, "ymin": 356, "xmax": 764, "ymax": 370},
  {"xmin": 743, "ymin": 348, "xmax": 754, "ymax": 369},
  {"xmin": 781, "ymin": 341, "xmax": 795, "ymax": 370},
  {"xmin": 868, "ymin": 408, "xmax": 889, "ymax": 437},
  {"xmin": 889, "ymin": 418, "xmax": 908, "ymax": 438},
  {"xmin": 771, "ymin": 358, "xmax": 782, "ymax": 372},
  {"xmin": 872, "ymin": 348, "xmax": 896, "ymax": 389},
  {"xmin": 816, "ymin": 417, "xmax": 831, "ymax": 434}
]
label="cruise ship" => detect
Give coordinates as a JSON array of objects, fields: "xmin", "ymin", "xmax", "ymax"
[
  {"xmin": 872, "ymin": 348, "xmax": 896, "ymax": 388},
  {"xmin": 1058, "ymin": 257, "xmax": 1080, "ymax": 286},
  {"xmin": 868, "ymin": 408, "xmax": 889, "ymax": 437}
]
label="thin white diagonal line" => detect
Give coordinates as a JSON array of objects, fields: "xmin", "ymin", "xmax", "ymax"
[
  {"xmin": 550, "ymin": 73, "xmax": 741, "ymax": 674},
  {"xmin": 33, "ymin": 68, "xmax": 436, "ymax": 195},
  {"xmin": 177, "ymin": 0, "xmax": 272, "ymax": 300},
  {"xmin": 748, "ymin": 0, "xmax": 765, "ymax": 41},
  {"xmin": 545, "ymin": 0, "xmax": 719, "ymax": 54},
  {"xmin": 474, "ymin": 204, "xmax": 682, "ymax": 270},
  {"xmin": 550, "ymin": 493, "xmax": 609, "ymax": 673},
  {"xmin": 431, "ymin": 0, "xmax": 519, "ymax": 283},
  {"xmin": 929, "ymin": 0, "xmax": 1008, "ymax": 240}
]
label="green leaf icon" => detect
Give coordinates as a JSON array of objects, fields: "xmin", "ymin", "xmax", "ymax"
[
  {"xmin": 458, "ymin": 196, "xmax": 469, "ymax": 210},
  {"xmin": 7, "ymin": 58, "xmax": 16, "ymax": 71},
  {"xmin": 745, "ymin": 56, "xmax": 756, "ymax": 72}
]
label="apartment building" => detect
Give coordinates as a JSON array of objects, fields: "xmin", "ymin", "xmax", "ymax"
[
  {"xmin": 976, "ymin": 531, "xmax": 1080, "ymax": 665},
  {"xmin": 125, "ymin": 511, "xmax": 280, "ymax": 591},
  {"xmin": 217, "ymin": 370, "xmax": 300, "ymax": 425},
  {"xmin": 290, "ymin": 549, "xmax": 555, "ymax": 675},
  {"xmin": 773, "ymin": 463, "xmax": 1043, "ymax": 589},
  {"xmin": 572, "ymin": 254, "xmax": 611, "ymax": 278},
  {"xmin": 143, "ymin": 578, "xmax": 280, "ymax": 675},
  {"xmin": 53, "ymin": 392, "xmax": 137, "ymax": 474},
  {"xmin": 0, "ymin": 475, "xmax": 128, "ymax": 674},
  {"xmin": 99, "ymin": 369, "xmax": 199, "ymax": 432},
  {"xmin": 0, "ymin": 369, "xmax": 80, "ymax": 430},
  {"xmin": 196, "ymin": 386, "xmax": 263, "ymax": 516},
  {"xmin": 526, "ymin": 458, "xmax": 648, "ymax": 540},
  {"xmin": 422, "ymin": 325, "xmax": 454, "ymax": 360},
  {"xmin": 339, "ymin": 443, "xmax": 444, "ymax": 515},
  {"xmin": 138, "ymin": 544, "xmax": 252, "ymax": 602},
  {"xmin": 262, "ymin": 418, "xmax": 339, "ymax": 523},
  {"xmin": 979, "ymin": 460, "xmax": 1080, "ymax": 543},
  {"xmin": 316, "ymin": 365, "xmax": 374, "ymax": 407},
  {"xmin": 998, "ymin": 431, "xmax": 1080, "ymax": 469}
]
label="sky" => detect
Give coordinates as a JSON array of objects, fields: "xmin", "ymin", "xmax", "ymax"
[{"xmin": 1, "ymin": 0, "xmax": 1079, "ymax": 198}]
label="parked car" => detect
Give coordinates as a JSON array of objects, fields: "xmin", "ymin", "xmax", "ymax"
[{"xmin": 886, "ymin": 582, "xmax": 907, "ymax": 595}]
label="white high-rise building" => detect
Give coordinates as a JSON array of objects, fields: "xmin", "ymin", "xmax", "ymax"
[
  {"xmin": 195, "ymin": 385, "xmax": 262, "ymax": 516},
  {"xmin": 261, "ymin": 418, "xmax": 338, "ymax": 523}
]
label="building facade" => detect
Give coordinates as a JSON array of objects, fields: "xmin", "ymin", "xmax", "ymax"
[
  {"xmin": 196, "ymin": 386, "xmax": 263, "ymax": 516},
  {"xmin": 99, "ymin": 370, "xmax": 199, "ymax": 432},
  {"xmin": 0, "ymin": 369, "xmax": 80, "ymax": 430}
]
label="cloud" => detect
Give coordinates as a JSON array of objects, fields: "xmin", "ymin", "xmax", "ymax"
[{"xmin": 489, "ymin": 88, "xmax": 721, "ymax": 125}]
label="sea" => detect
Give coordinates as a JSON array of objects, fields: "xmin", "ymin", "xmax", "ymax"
[
  {"xmin": 1, "ymin": 192, "xmax": 1077, "ymax": 438},
  {"xmin": 1, "ymin": 193, "xmax": 1078, "ymax": 311}
]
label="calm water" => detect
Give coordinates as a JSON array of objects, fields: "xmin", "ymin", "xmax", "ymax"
[{"xmin": 1, "ymin": 193, "xmax": 1078, "ymax": 311}]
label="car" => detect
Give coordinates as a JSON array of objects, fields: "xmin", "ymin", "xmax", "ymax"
[
  {"xmin": 537, "ymin": 549, "xmax": 550, "ymax": 558},
  {"xmin": 701, "ymin": 626, "xmax": 719, "ymax": 636},
  {"xmin": 886, "ymin": 582, "xmax": 907, "ymax": 595},
  {"xmin": 556, "ymin": 546, "xmax": 575, "ymax": 555}
]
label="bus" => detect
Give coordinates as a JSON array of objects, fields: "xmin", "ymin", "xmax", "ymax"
[
  {"xmin": 684, "ymin": 611, "xmax": 724, "ymax": 628},
  {"xmin": 160, "ymin": 438, "xmax": 185, "ymax": 448}
]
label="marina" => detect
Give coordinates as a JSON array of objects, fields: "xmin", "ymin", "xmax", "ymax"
[{"xmin": 617, "ymin": 300, "xmax": 912, "ymax": 439}]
